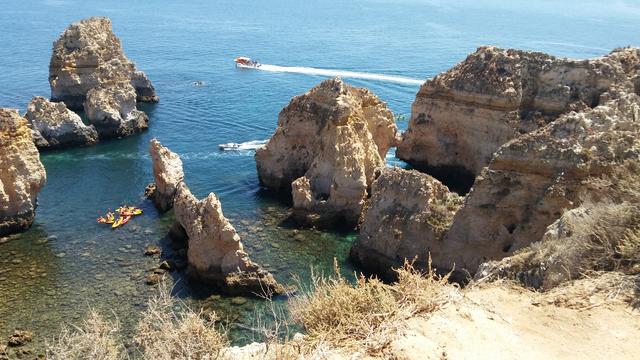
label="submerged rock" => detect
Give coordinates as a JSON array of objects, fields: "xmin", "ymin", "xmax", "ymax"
[
  {"xmin": 351, "ymin": 167, "xmax": 463, "ymax": 279},
  {"xmin": 255, "ymin": 78, "xmax": 399, "ymax": 227},
  {"xmin": 49, "ymin": 17, "xmax": 158, "ymax": 109},
  {"xmin": 443, "ymin": 90, "xmax": 640, "ymax": 273},
  {"xmin": 0, "ymin": 109, "xmax": 46, "ymax": 236},
  {"xmin": 397, "ymin": 46, "xmax": 640, "ymax": 178},
  {"xmin": 148, "ymin": 139, "xmax": 184, "ymax": 212},
  {"xmin": 25, "ymin": 96, "xmax": 98, "ymax": 149},
  {"xmin": 149, "ymin": 139, "xmax": 284, "ymax": 295},
  {"xmin": 84, "ymin": 81, "xmax": 149, "ymax": 138},
  {"xmin": 7, "ymin": 330, "xmax": 33, "ymax": 347}
]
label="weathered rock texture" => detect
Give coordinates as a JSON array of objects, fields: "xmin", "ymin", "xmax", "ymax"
[
  {"xmin": 25, "ymin": 96, "xmax": 98, "ymax": 149},
  {"xmin": 351, "ymin": 167, "xmax": 463, "ymax": 278},
  {"xmin": 84, "ymin": 81, "xmax": 149, "ymax": 138},
  {"xmin": 148, "ymin": 139, "xmax": 184, "ymax": 212},
  {"xmin": 443, "ymin": 89, "xmax": 640, "ymax": 273},
  {"xmin": 149, "ymin": 140, "xmax": 283, "ymax": 295},
  {"xmin": 0, "ymin": 109, "xmax": 46, "ymax": 236},
  {"xmin": 397, "ymin": 46, "xmax": 640, "ymax": 178},
  {"xmin": 49, "ymin": 17, "xmax": 158, "ymax": 110},
  {"xmin": 255, "ymin": 78, "xmax": 399, "ymax": 227}
]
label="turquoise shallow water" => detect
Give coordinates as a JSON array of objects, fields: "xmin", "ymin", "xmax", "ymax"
[{"xmin": 0, "ymin": 0, "xmax": 639, "ymax": 351}]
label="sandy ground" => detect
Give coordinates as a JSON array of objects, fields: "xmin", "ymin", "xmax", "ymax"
[{"xmin": 387, "ymin": 281, "xmax": 640, "ymax": 360}]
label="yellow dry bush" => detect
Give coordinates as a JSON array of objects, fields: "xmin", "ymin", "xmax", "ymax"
[
  {"xmin": 393, "ymin": 256, "xmax": 452, "ymax": 315},
  {"xmin": 46, "ymin": 310, "xmax": 125, "ymax": 360},
  {"xmin": 134, "ymin": 282, "xmax": 228, "ymax": 360},
  {"xmin": 289, "ymin": 258, "xmax": 451, "ymax": 354}
]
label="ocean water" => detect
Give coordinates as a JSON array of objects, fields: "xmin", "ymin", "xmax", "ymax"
[{"xmin": 0, "ymin": 0, "xmax": 638, "ymax": 351}]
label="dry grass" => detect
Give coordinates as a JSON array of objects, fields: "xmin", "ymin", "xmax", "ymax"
[
  {"xmin": 47, "ymin": 282, "xmax": 229, "ymax": 360},
  {"xmin": 289, "ymin": 258, "xmax": 452, "ymax": 355},
  {"xmin": 134, "ymin": 282, "xmax": 228, "ymax": 360},
  {"xmin": 46, "ymin": 310, "xmax": 126, "ymax": 360}
]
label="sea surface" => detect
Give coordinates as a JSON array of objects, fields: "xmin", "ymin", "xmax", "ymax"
[{"xmin": 0, "ymin": 0, "xmax": 638, "ymax": 351}]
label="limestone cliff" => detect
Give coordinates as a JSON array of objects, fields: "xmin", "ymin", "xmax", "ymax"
[
  {"xmin": 84, "ymin": 81, "xmax": 149, "ymax": 138},
  {"xmin": 255, "ymin": 78, "xmax": 398, "ymax": 227},
  {"xmin": 441, "ymin": 90, "xmax": 640, "ymax": 273},
  {"xmin": 0, "ymin": 109, "xmax": 46, "ymax": 236},
  {"xmin": 149, "ymin": 140, "xmax": 283, "ymax": 295},
  {"xmin": 350, "ymin": 167, "xmax": 463, "ymax": 278},
  {"xmin": 397, "ymin": 46, "xmax": 640, "ymax": 178},
  {"xmin": 25, "ymin": 96, "xmax": 98, "ymax": 149},
  {"xmin": 49, "ymin": 17, "xmax": 158, "ymax": 110}
]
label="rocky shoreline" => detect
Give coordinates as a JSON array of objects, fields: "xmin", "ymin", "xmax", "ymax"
[{"xmin": 1, "ymin": 14, "xmax": 639, "ymax": 358}]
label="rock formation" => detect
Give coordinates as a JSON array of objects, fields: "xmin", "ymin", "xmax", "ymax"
[
  {"xmin": 84, "ymin": 81, "xmax": 149, "ymax": 138},
  {"xmin": 149, "ymin": 140, "xmax": 284, "ymax": 295},
  {"xmin": 148, "ymin": 139, "xmax": 184, "ymax": 212},
  {"xmin": 441, "ymin": 89, "xmax": 640, "ymax": 273},
  {"xmin": 0, "ymin": 109, "xmax": 46, "ymax": 236},
  {"xmin": 397, "ymin": 46, "xmax": 640, "ymax": 180},
  {"xmin": 350, "ymin": 167, "xmax": 463, "ymax": 278},
  {"xmin": 25, "ymin": 96, "xmax": 98, "ymax": 149},
  {"xmin": 255, "ymin": 78, "xmax": 399, "ymax": 227},
  {"xmin": 49, "ymin": 17, "xmax": 158, "ymax": 110}
]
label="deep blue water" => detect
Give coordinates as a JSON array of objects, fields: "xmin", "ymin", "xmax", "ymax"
[{"xmin": 0, "ymin": 0, "xmax": 638, "ymax": 349}]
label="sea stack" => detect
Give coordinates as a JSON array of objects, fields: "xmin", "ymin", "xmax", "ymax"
[
  {"xmin": 397, "ymin": 46, "xmax": 640, "ymax": 183},
  {"xmin": 0, "ymin": 109, "xmax": 47, "ymax": 236},
  {"xmin": 49, "ymin": 17, "xmax": 156, "ymax": 139},
  {"xmin": 83, "ymin": 80, "xmax": 149, "ymax": 138},
  {"xmin": 49, "ymin": 17, "xmax": 158, "ymax": 109},
  {"xmin": 255, "ymin": 78, "xmax": 399, "ymax": 227},
  {"xmin": 25, "ymin": 96, "xmax": 98, "ymax": 149},
  {"xmin": 149, "ymin": 139, "xmax": 284, "ymax": 295}
]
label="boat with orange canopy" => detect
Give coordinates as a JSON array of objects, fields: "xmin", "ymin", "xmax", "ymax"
[{"xmin": 234, "ymin": 57, "xmax": 261, "ymax": 68}]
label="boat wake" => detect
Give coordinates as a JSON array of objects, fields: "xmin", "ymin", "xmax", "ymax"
[
  {"xmin": 256, "ymin": 64, "xmax": 424, "ymax": 85},
  {"xmin": 218, "ymin": 139, "xmax": 268, "ymax": 151}
]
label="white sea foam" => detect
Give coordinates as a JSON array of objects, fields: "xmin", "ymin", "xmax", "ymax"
[{"xmin": 256, "ymin": 64, "xmax": 424, "ymax": 85}]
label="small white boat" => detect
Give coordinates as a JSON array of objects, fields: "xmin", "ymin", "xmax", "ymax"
[
  {"xmin": 235, "ymin": 56, "xmax": 261, "ymax": 69},
  {"xmin": 219, "ymin": 140, "xmax": 268, "ymax": 151}
]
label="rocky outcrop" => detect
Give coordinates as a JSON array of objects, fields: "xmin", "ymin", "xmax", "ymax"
[
  {"xmin": 148, "ymin": 139, "xmax": 184, "ymax": 212},
  {"xmin": 49, "ymin": 17, "xmax": 158, "ymax": 109},
  {"xmin": 0, "ymin": 109, "xmax": 46, "ymax": 236},
  {"xmin": 148, "ymin": 139, "xmax": 283, "ymax": 295},
  {"xmin": 84, "ymin": 81, "xmax": 149, "ymax": 138},
  {"xmin": 350, "ymin": 167, "xmax": 463, "ymax": 279},
  {"xmin": 440, "ymin": 90, "xmax": 640, "ymax": 273},
  {"xmin": 174, "ymin": 183, "xmax": 284, "ymax": 295},
  {"xmin": 397, "ymin": 46, "xmax": 640, "ymax": 179},
  {"xmin": 255, "ymin": 78, "xmax": 399, "ymax": 227},
  {"xmin": 25, "ymin": 96, "xmax": 98, "ymax": 149}
]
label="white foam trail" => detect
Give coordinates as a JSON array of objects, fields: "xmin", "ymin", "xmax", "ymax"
[
  {"xmin": 218, "ymin": 139, "xmax": 268, "ymax": 151},
  {"xmin": 256, "ymin": 64, "xmax": 424, "ymax": 85}
]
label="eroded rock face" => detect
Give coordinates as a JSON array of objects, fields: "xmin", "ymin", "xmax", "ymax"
[
  {"xmin": 25, "ymin": 96, "xmax": 98, "ymax": 149},
  {"xmin": 148, "ymin": 139, "xmax": 184, "ymax": 212},
  {"xmin": 442, "ymin": 90, "xmax": 640, "ymax": 273},
  {"xmin": 148, "ymin": 140, "xmax": 283, "ymax": 295},
  {"xmin": 397, "ymin": 46, "xmax": 640, "ymax": 178},
  {"xmin": 255, "ymin": 78, "xmax": 399, "ymax": 227},
  {"xmin": 350, "ymin": 167, "xmax": 463, "ymax": 279},
  {"xmin": 174, "ymin": 184, "xmax": 284, "ymax": 295},
  {"xmin": 84, "ymin": 81, "xmax": 149, "ymax": 138},
  {"xmin": 0, "ymin": 109, "xmax": 46, "ymax": 236},
  {"xmin": 49, "ymin": 17, "xmax": 158, "ymax": 109}
]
